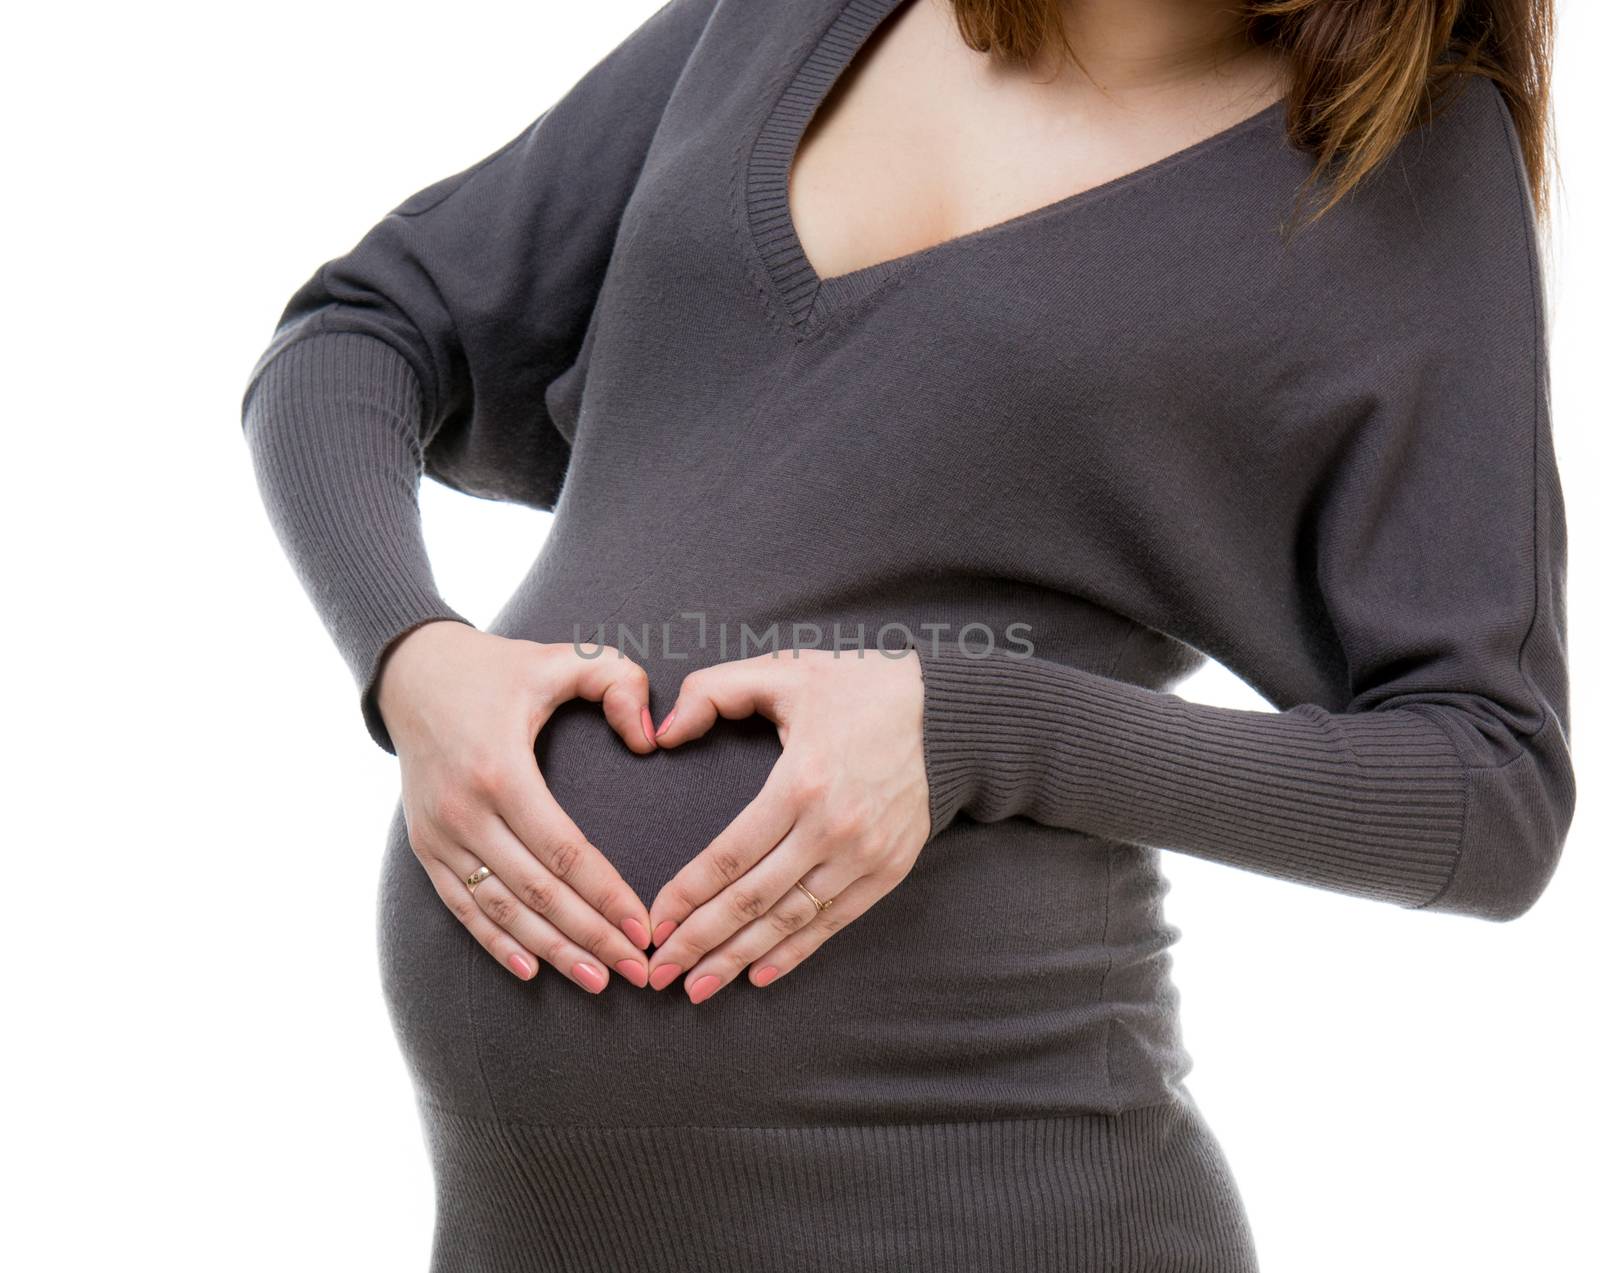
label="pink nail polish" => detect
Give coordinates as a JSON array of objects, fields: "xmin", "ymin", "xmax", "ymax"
[
  {"xmin": 573, "ymin": 961, "xmax": 607, "ymax": 993},
  {"xmin": 622, "ymin": 916, "xmax": 650, "ymax": 948},
  {"xmin": 657, "ymin": 708, "xmax": 677, "ymax": 738},
  {"xmin": 650, "ymin": 963, "xmax": 682, "ymax": 990},
  {"xmin": 641, "ymin": 706, "xmax": 657, "ymax": 745},
  {"xmin": 508, "ymin": 953, "xmax": 534, "ymax": 980},
  {"xmin": 688, "ymin": 973, "xmax": 722, "ymax": 1004},
  {"xmin": 617, "ymin": 958, "xmax": 648, "ymax": 988},
  {"xmin": 752, "ymin": 964, "xmax": 780, "ymax": 987},
  {"xmin": 653, "ymin": 918, "xmax": 677, "ymax": 945}
]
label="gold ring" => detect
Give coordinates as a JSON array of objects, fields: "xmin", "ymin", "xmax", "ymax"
[
  {"xmin": 795, "ymin": 881, "xmax": 833, "ymax": 913},
  {"xmin": 464, "ymin": 866, "xmax": 492, "ymax": 894}
]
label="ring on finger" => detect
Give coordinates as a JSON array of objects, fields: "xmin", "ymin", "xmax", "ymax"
[{"xmin": 794, "ymin": 879, "xmax": 834, "ymax": 913}]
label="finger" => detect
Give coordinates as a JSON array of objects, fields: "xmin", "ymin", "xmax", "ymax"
[
  {"xmin": 469, "ymin": 811, "xmax": 651, "ymax": 989},
  {"xmin": 647, "ymin": 819, "xmax": 813, "ymax": 990},
  {"xmin": 468, "ymin": 873, "xmax": 625, "ymax": 993},
  {"xmin": 428, "ymin": 833, "xmax": 644, "ymax": 993},
  {"xmin": 494, "ymin": 758, "xmax": 654, "ymax": 953},
  {"xmin": 742, "ymin": 872, "xmax": 887, "ymax": 990},
  {"xmin": 653, "ymin": 656, "xmax": 798, "ymax": 748},
  {"xmin": 413, "ymin": 844, "xmax": 540, "ymax": 983},
  {"xmin": 489, "ymin": 768, "xmax": 652, "ymax": 981},
  {"xmin": 645, "ymin": 767, "xmax": 799, "ymax": 979},
  {"xmin": 548, "ymin": 643, "xmax": 658, "ymax": 754},
  {"xmin": 676, "ymin": 854, "xmax": 867, "ymax": 1004}
]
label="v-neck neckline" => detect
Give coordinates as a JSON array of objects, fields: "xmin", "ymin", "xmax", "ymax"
[{"xmin": 743, "ymin": 0, "xmax": 1289, "ymax": 338}]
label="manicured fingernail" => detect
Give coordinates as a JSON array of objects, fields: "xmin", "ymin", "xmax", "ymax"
[
  {"xmin": 508, "ymin": 953, "xmax": 534, "ymax": 980},
  {"xmin": 688, "ymin": 973, "xmax": 722, "ymax": 1004},
  {"xmin": 752, "ymin": 964, "xmax": 780, "ymax": 987},
  {"xmin": 641, "ymin": 706, "xmax": 657, "ymax": 745},
  {"xmin": 653, "ymin": 919, "xmax": 677, "ymax": 945},
  {"xmin": 573, "ymin": 961, "xmax": 607, "ymax": 993},
  {"xmin": 617, "ymin": 958, "xmax": 648, "ymax": 988},
  {"xmin": 656, "ymin": 708, "xmax": 677, "ymax": 738},
  {"xmin": 650, "ymin": 963, "xmax": 682, "ymax": 990},
  {"xmin": 622, "ymin": 916, "xmax": 650, "ymax": 948}
]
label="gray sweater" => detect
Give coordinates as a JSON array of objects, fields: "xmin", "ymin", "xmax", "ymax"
[{"xmin": 238, "ymin": 0, "xmax": 1574, "ymax": 1266}]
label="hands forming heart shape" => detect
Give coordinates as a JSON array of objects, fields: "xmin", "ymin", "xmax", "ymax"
[{"xmin": 377, "ymin": 621, "xmax": 933, "ymax": 1003}]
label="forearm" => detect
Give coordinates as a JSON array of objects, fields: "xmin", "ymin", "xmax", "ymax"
[
  {"xmin": 242, "ymin": 330, "xmax": 472, "ymax": 752},
  {"xmin": 917, "ymin": 642, "xmax": 1573, "ymax": 922}
]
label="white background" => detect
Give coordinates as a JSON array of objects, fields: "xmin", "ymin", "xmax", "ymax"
[{"xmin": 5, "ymin": 2, "xmax": 1593, "ymax": 1269}]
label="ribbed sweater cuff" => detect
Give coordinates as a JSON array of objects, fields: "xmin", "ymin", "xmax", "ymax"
[
  {"xmin": 241, "ymin": 331, "xmax": 475, "ymax": 754},
  {"xmin": 914, "ymin": 642, "xmax": 1467, "ymax": 909}
]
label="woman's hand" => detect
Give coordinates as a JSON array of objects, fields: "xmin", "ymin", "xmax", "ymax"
[
  {"xmin": 377, "ymin": 620, "xmax": 658, "ymax": 992},
  {"xmin": 643, "ymin": 648, "xmax": 932, "ymax": 1001}
]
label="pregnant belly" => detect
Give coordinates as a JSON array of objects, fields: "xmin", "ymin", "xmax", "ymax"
[{"xmin": 377, "ymin": 680, "xmax": 1187, "ymax": 1128}]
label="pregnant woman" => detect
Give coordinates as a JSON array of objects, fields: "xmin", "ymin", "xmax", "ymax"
[{"xmin": 240, "ymin": 0, "xmax": 1575, "ymax": 1268}]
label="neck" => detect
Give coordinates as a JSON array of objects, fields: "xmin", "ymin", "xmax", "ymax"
[{"xmin": 1036, "ymin": 0, "xmax": 1267, "ymax": 94}]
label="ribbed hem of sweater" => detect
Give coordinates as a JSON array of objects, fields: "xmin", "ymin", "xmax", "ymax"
[
  {"xmin": 913, "ymin": 640, "xmax": 1468, "ymax": 909},
  {"xmin": 414, "ymin": 1088, "xmax": 1258, "ymax": 1273},
  {"xmin": 241, "ymin": 331, "xmax": 474, "ymax": 753}
]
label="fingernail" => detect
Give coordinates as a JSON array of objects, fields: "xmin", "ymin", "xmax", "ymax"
[
  {"xmin": 656, "ymin": 708, "xmax": 677, "ymax": 738},
  {"xmin": 650, "ymin": 962, "xmax": 682, "ymax": 990},
  {"xmin": 508, "ymin": 953, "xmax": 535, "ymax": 980},
  {"xmin": 573, "ymin": 961, "xmax": 607, "ymax": 993},
  {"xmin": 622, "ymin": 916, "xmax": 650, "ymax": 948},
  {"xmin": 641, "ymin": 706, "xmax": 657, "ymax": 745},
  {"xmin": 617, "ymin": 958, "xmax": 648, "ymax": 988},
  {"xmin": 653, "ymin": 919, "xmax": 677, "ymax": 945},
  {"xmin": 752, "ymin": 964, "xmax": 780, "ymax": 987},
  {"xmin": 688, "ymin": 973, "xmax": 722, "ymax": 1004}
]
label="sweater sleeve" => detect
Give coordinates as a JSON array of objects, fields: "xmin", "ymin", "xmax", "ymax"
[
  {"xmin": 239, "ymin": 0, "xmax": 717, "ymax": 753},
  {"xmin": 914, "ymin": 92, "xmax": 1576, "ymax": 923}
]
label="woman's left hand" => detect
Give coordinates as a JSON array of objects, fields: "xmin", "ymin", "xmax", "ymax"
[{"xmin": 645, "ymin": 647, "xmax": 932, "ymax": 1001}]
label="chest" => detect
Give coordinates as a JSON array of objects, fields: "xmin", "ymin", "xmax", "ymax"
[
  {"xmin": 784, "ymin": 0, "xmax": 1291, "ymax": 285},
  {"xmin": 584, "ymin": 0, "xmax": 1324, "ymax": 448}
]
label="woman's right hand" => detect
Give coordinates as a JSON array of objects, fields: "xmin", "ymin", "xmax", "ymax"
[{"xmin": 376, "ymin": 620, "xmax": 657, "ymax": 992}]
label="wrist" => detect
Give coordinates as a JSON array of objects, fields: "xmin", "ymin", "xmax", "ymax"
[
  {"xmin": 373, "ymin": 618, "xmax": 478, "ymax": 740},
  {"xmin": 912, "ymin": 639, "xmax": 996, "ymax": 836}
]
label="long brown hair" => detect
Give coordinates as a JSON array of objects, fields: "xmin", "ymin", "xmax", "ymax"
[{"xmin": 948, "ymin": 0, "xmax": 1558, "ymax": 228}]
